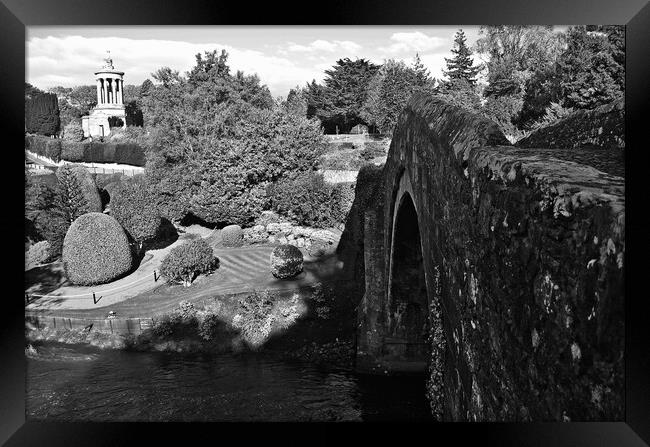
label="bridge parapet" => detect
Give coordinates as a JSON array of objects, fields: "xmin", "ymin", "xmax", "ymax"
[{"xmin": 352, "ymin": 93, "xmax": 625, "ymax": 421}]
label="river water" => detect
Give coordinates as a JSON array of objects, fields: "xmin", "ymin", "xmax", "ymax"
[{"xmin": 26, "ymin": 342, "xmax": 433, "ymax": 422}]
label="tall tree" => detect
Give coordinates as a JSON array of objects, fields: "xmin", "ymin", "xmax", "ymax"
[
  {"xmin": 444, "ymin": 30, "xmax": 481, "ymax": 85},
  {"xmin": 311, "ymin": 58, "xmax": 380, "ymax": 133},
  {"xmin": 25, "ymin": 93, "xmax": 60, "ymax": 136},
  {"xmin": 556, "ymin": 25, "xmax": 624, "ymax": 109},
  {"xmin": 361, "ymin": 59, "xmax": 430, "ymax": 134}
]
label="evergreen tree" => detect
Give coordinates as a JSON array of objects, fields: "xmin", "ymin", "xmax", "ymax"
[
  {"xmin": 310, "ymin": 58, "xmax": 380, "ymax": 133},
  {"xmin": 25, "ymin": 93, "xmax": 60, "ymax": 136},
  {"xmin": 443, "ymin": 30, "xmax": 481, "ymax": 85}
]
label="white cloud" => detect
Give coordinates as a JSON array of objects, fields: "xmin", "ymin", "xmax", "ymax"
[
  {"xmin": 26, "ymin": 35, "xmax": 324, "ymax": 97},
  {"xmin": 283, "ymin": 39, "xmax": 361, "ymax": 54},
  {"xmin": 378, "ymin": 31, "xmax": 447, "ymax": 54}
]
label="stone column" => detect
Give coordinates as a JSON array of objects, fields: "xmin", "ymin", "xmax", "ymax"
[
  {"xmin": 103, "ymin": 78, "xmax": 109, "ymax": 105},
  {"xmin": 96, "ymin": 79, "xmax": 102, "ymax": 105},
  {"xmin": 118, "ymin": 79, "xmax": 123, "ymax": 104}
]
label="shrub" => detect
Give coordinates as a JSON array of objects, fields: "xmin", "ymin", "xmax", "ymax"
[
  {"xmin": 330, "ymin": 182, "xmax": 355, "ymax": 225},
  {"xmin": 61, "ymin": 141, "xmax": 89, "ymax": 162},
  {"xmin": 63, "ymin": 121, "xmax": 84, "ymax": 142},
  {"xmin": 110, "ymin": 176, "xmax": 161, "ymax": 250},
  {"xmin": 62, "ymin": 212, "xmax": 133, "ymax": 285},
  {"xmin": 221, "ymin": 224, "xmax": 243, "ymax": 247},
  {"xmin": 45, "ymin": 139, "xmax": 62, "ymax": 162},
  {"xmin": 56, "ymin": 164, "xmax": 102, "ymax": 222},
  {"xmin": 160, "ymin": 239, "xmax": 219, "ymax": 287},
  {"xmin": 270, "ymin": 244, "xmax": 303, "ymax": 279},
  {"xmin": 25, "ymin": 241, "xmax": 51, "ymax": 269},
  {"xmin": 233, "ymin": 291, "xmax": 276, "ymax": 348},
  {"xmin": 268, "ymin": 172, "xmax": 348, "ymax": 228}
]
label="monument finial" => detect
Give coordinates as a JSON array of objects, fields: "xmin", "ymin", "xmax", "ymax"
[{"xmin": 102, "ymin": 50, "xmax": 114, "ymax": 69}]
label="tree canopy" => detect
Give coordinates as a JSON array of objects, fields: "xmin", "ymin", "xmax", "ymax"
[
  {"xmin": 142, "ymin": 49, "xmax": 324, "ymax": 226},
  {"xmin": 305, "ymin": 58, "xmax": 379, "ymax": 133}
]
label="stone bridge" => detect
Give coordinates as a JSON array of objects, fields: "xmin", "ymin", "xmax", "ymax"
[{"xmin": 339, "ymin": 94, "xmax": 625, "ymax": 421}]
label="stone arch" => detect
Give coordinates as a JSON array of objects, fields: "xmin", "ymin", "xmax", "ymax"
[{"xmin": 385, "ymin": 191, "xmax": 430, "ymax": 366}]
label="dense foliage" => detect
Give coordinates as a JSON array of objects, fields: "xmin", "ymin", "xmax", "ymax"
[
  {"xmin": 62, "ymin": 212, "xmax": 133, "ymax": 285},
  {"xmin": 142, "ymin": 50, "xmax": 324, "ymax": 225},
  {"xmin": 25, "ymin": 240, "xmax": 51, "ymax": 269},
  {"xmin": 110, "ymin": 175, "xmax": 161, "ymax": 250},
  {"xmin": 268, "ymin": 172, "xmax": 350, "ymax": 228},
  {"xmin": 270, "ymin": 244, "xmax": 303, "ymax": 279},
  {"xmin": 361, "ymin": 56, "xmax": 434, "ymax": 134},
  {"xmin": 63, "ymin": 120, "xmax": 84, "ymax": 141},
  {"xmin": 56, "ymin": 164, "xmax": 102, "ymax": 223},
  {"xmin": 25, "ymin": 93, "xmax": 60, "ymax": 135},
  {"xmin": 305, "ymin": 58, "xmax": 380, "ymax": 134},
  {"xmin": 25, "ymin": 178, "xmax": 69, "ymax": 258},
  {"xmin": 160, "ymin": 239, "xmax": 219, "ymax": 286}
]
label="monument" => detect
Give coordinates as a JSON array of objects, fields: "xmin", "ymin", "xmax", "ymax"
[{"xmin": 81, "ymin": 51, "xmax": 127, "ymax": 138}]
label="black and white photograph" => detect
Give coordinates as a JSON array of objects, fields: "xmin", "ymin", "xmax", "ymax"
[{"xmin": 1, "ymin": 0, "xmax": 644, "ymax": 438}]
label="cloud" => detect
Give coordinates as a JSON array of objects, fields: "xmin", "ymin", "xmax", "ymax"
[
  {"xmin": 283, "ymin": 39, "xmax": 361, "ymax": 54},
  {"xmin": 26, "ymin": 35, "xmax": 324, "ymax": 97},
  {"xmin": 378, "ymin": 31, "xmax": 447, "ymax": 54}
]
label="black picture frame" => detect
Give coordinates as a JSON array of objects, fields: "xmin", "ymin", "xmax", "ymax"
[{"xmin": 2, "ymin": 0, "xmax": 648, "ymax": 444}]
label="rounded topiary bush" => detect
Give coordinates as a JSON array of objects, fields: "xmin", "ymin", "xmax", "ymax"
[
  {"xmin": 62, "ymin": 213, "xmax": 133, "ymax": 285},
  {"xmin": 221, "ymin": 224, "xmax": 243, "ymax": 247},
  {"xmin": 270, "ymin": 244, "xmax": 303, "ymax": 279},
  {"xmin": 160, "ymin": 239, "xmax": 219, "ymax": 287}
]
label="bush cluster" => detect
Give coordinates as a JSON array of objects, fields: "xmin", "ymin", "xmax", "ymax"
[
  {"xmin": 221, "ymin": 225, "xmax": 243, "ymax": 247},
  {"xmin": 63, "ymin": 121, "xmax": 84, "ymax": 142},
  {"xmin": 270, "ymin": 244, "xmax": 303, "ymax": 279},
  {"xmin": 267, "ymin": 172, "xmax": 352, "ymax": 228},
  {"xmin": 25, "ymin": 240, "xmax": 51, "ymax": 269},
  {"xmin": 160, "ymin": 239, "xmax": 219, "ymax": 286},
  {"xmin": 62, "ymin": 213, "xmax": 133, "ymax": 285}
]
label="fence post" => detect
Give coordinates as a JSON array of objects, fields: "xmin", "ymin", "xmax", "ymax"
[
  {"xmin": 93, "ymin": 292, "xmax": 96, "ymax": 304},
  {"xmin": 153, "ymin": 270, "xmax": 157, "ymax": 282}
]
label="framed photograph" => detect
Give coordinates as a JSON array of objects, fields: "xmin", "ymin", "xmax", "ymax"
[{"xmin": 3, "ymin": 0, "xmax": 648, "ymax": 444}]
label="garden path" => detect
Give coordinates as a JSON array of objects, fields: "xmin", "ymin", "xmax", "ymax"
[{"xmin": 26, "ymin": 232, "xmax": 345, "ymax": 315}]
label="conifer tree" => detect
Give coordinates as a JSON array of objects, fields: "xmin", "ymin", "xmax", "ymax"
[{"xmin": 443, "ymin": 29, "xmax": 481, "ymax": 85}]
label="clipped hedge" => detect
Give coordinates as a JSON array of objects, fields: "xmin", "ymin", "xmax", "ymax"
[
  {"xmin": 26, "ymin": 134, "xmax": 62, "ymax": 162},
  {"xmin": 160, "ymin": 239, "xmax": 219, "ymax": 286},
  {"xmin": 81, "ymin": 142, "xmax": 145, "ymax": 166},
  {"xmin": 62, "ymin": 213, "xmax": 133, "ymax": 285},
  {"xmin": 45, "ymin": 140, "xmax": 62, "ymax": 162},
  {"xmin": 221, "ymin": 224, "xmax": 243, "ymax": 247},
  {"xmin": 270, "ymin": 244, "xmax": 303, "ymax": 279},
  {"xmin": 61, "ymin": 141, "xmax": 90, "ymax": 162}
]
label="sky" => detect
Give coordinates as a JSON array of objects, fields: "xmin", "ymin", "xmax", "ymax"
[{"xmin": 26, "ymin": 26, "xmax": 487, "ymax": 97}]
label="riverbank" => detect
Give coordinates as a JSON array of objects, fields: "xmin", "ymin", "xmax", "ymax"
[{"xmin": 25, "ymin": 279, "xmax": 362, "ymax": 368}]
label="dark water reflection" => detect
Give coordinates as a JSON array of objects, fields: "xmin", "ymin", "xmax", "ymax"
[{"xmin": 26, "ymin": 342, "xmax": 432, "ymax": 422}]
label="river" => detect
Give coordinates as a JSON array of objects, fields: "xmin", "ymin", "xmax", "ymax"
[{"xmin": 26, "ymin": 342, "xmax": 433, "ymax": 422}]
